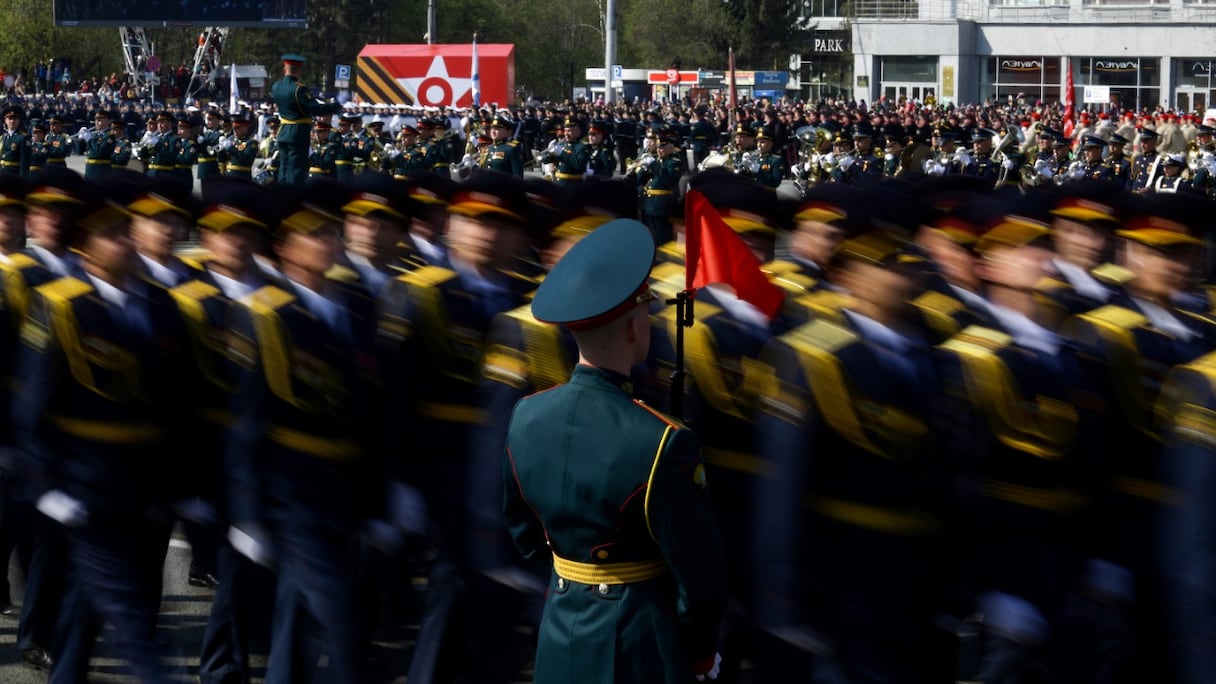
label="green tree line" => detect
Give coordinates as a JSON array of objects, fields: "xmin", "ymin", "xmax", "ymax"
[{"xmin": 0, "ymin": 0, "xmax": 808, "ymax": 101}]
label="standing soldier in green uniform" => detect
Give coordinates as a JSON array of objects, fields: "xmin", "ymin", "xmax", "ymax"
[
  {"xmin": 174, "ymin": 117, "xmax": 201, "ymax": 185},
  {"xmin": 754, "ymin": 126, "xmax": 786, "ymax": 188},
  {"xmin": 631, "ymin": 126, "xmax": 683, "ymax": 245},
  {"xmin": 552, "ymin": 117, "xmax": 592, "ymax": 188},
  {"xmin": 196, "ymin": 109, "xmax": 224, "ymax": 181},
  {"xmin": 388, "ymin": 125, "xmax": 431, "ymax": 178},
  {"xmin": 688, "ymin": 108, "xmax": 716, "ymax": 169},
  {"xmin": 334, "ymin": 115, "xmax": 358, "ymax": 183},
  {"xmin": 109, "ymin": 120, "xmax": 133, "ymax": 171},
  {"xmin": 586, "ymin": 120, "xmax": 616, "ymax": 179},
  {"xmin": 28, "ymin": 122, "xmax": 49, "ymax": 174},
  {"xmin": 504, "ymin": 217, "xmax": 727, "ymax": 684},
  {"xmin": 44, "ymin": 116, "xmax": 71, "ymax": 169},
  {"xmin": 145, "ymin": 113, "xmax": 178, "ymax": 179},
  {"xmin": 81, "ymin": 110, "xmax": 116, "ymax": 180},
  {"xmin": 1, "ymin": 108, "xmax": 30, "ymax": 178},
  {"xmin": 218, "ymin": 114, "xmax": 258, "ymax": 181},
  {"xmin": 258, "ymin": 118, "xmax": 281, "ymax": 184},
  {"xmin": 483, "ymin": 113, "xmax": 523, "ymax": 177},
  {"xmin": 271, "ymin": 54, "xmax": 342, "ymax": 186}
]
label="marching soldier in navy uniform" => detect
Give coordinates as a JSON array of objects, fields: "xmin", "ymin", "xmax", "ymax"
[
  {"xmin": 752, "ymin": 227, "xmax": 956, "ymax": 683},
  {"xmin": 631, "ymin": 125, "xmax": 684, "ymax": 246},
  {"xmin": 218, "ymin": 114, "xmax": 259, "ymax": 181},
  {"xmin": 504, "ymin": 217, "xmax": 727, "ymax": 684},
  {"xmin": 14, "ymin": 184, "xmax": 195, "ymax": 684},
  {"xmin": 1, "ymin": 107, "xmax": 30, "ymax": 178},
  {"xmin": 224, "ymin": 182, "xmax": 383, "ymax": 684},
  {"xmin": 129, "ymin": 174, "xmax": 204, "ymax": 290},
  {"xmin": 334, "ymin": 172, "xmax": 418, "ymax": 297},
  {"xmin": 375, "ymin": 172, "xmax": 538, "ymax": 682},
  {"xmin": 483, "ymin": 113, "xmax": 524, "ymax": 177},
  {"xmin": 1158, "ymin": 349, "xmax": 1216, "ymax": 682},
  {"xmin": 271, "ymin": 54, "xmax": 343, "ymax": 186},
  {"xmin": 0, "ymin": 174, "xmax": 64, "ymax": 672},
  {"xmin": 754, "ymin": 125, "xmax": 787, "ymax": 189},
  {"xmin": 24, "ymin": 167, "xmax": 87, "ymax": 280},
  {"xmin": 764, "ymin": 183, "xmax": 855, "ymax": 309},
  {"xmin": 1129, "ymin": 127, "xmax": 1162, "ymax": 192},
  {"xmin": 552, "ymin": 117, "xmax": 592, "ymax": 188},
  {"xmin": 43, "ymin": 116, "xmax": 71, "ymax": 169},
  {"xmin": 1038, "ymin": 186, "xmax": 1128, "ymax": 318},
  {"xmin": 1106, "ymin": 133, "xmax": 1133, "ymax": 184},
  {"xmin": 937, "ymin": 216, "xmax": 1105, "ymax": 682},
  {"xmin": 197, "ymin": 109, "xmax": 224, "ymax": 181},
  {"xmin": 1061, "ymin": 195, "xmax": 1216, "ymax": 679}
]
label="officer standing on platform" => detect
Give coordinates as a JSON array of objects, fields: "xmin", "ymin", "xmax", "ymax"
[
  {"xmin": 271, "ymin": 54, "xmax": 342, "ymax": 185},
  {"xmin": 504, "ymin": 217, "xmax": 727, "ymax": 684}
]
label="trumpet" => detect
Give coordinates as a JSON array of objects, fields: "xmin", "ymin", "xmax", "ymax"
[
  {"xmin": 1054, "ymin": 159, "xmax": 1084, "ymax": 185},
  {"xmin": 625, "ymin": 152, "xmax": 656, "ymax": 177}
]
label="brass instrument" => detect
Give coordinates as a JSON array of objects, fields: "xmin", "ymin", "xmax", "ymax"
[
  {"xmin": 792, "ymin": 126, "xmax": 831, "ymax": 194},
  {"xmin": 625, "ymin": 152, "xmax": 657, "ymax": 177},
  {"xmin": 991, "ymin": 130, "xmax": 1019, "ymax": 188},
  {"xmin": 1054, "ymin": 159, "xmax": 1084, "ymax": 186}
]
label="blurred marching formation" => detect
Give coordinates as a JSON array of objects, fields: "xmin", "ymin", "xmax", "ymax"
[{"xmin": 0, "ymin": 58, "xmax": 1216, "ymax": 683}]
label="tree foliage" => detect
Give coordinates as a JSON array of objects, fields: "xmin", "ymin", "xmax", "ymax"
[{"xmin": 0, "ymin": 0, "xmax": 809, "ymax": 100}]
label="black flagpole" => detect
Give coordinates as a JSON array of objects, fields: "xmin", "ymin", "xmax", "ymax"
[{"xmin": 668, "ymin": 288, "xmax": 695, "ymax": 422}]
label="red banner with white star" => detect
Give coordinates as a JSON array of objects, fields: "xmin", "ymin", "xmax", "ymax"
[{"xmin": 356, "ymin": 43, "xmax": 515, "ymax": 108}]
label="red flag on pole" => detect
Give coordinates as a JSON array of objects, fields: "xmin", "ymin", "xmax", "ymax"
[
  {"xmin": 1063, "ymin": 56, "xmax": 1074, "ymax": 127},
  {"xmin": 684, "ymin": 190, "xmax": 785, "ymax": 318}
]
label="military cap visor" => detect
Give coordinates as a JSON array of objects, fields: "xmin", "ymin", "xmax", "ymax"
[
  {"xmin": 1051, "ymin": 197, "xmax": 1119, "ymax": 224},
  {"xmin": 976, "ymin": 218, "xmax": 1051, "ymax": 255},
  {"xmin": 1117, "ymin": 215, "xmax": 1200, "ymax": 247},
  {"xmin": 282, "ymin": 53, "xmax": 307, "ymax": 65},
  {"xmin": 342, "ymin": 193, "xmax": 409, "ymax": 224},
  {"xmin": 198, "ymin": 205, "xmax": 269, "ymax": 233},
  {"xmin": 532, "ymin": 218, "xmax": 655, "ymax": 329},
  {"xmin": 129, "ymin": 193, "xmax": 194, "ymax": 222}
]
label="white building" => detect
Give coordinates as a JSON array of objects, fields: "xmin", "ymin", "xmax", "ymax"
[{"xmin": 827, "ymin": 0, "xmax": 1216, "ymax": 111}]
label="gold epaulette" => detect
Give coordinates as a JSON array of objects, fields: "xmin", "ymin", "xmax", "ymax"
[
  {"xmin": 507, "ymin": 140, "xmax": 520, "ymax": 147},
  {"xmin": 913, "ymin": 290, "xmax": 966, "ymax": 340},
  {"xmin": 6, "ymin": 252, "xmax": 39, "ymax": 271},
  {"xmin": 36, "ymin": 276, "xmax": 94, "ymax": 303},
  {"xmin": 497, "ymin": 305, "xmax": 569, "ymax": 390},
  {"xmin": 945, "ymin": 324, "xmax": 1013, "ymax": 353},
  {"xmin": 1159, "ymin": 352, "xmax": 1216, "ymax": 450},
  {"xmin": 1034, "ymin": 276, "xmax": 1070, "ymax": 293},
  {"xmin": 1080, "ymin": 304, "xmax": 1148, "ymax": 333},
  {"xmin": 243, "ymin": 285, "xmax": 296, "ymax": 312},
  {"xmin": 242, "ymin": 286, "xmax": 302, "ymax": 406},
  {"xmin": 170, "ymin": 280, "xmax": 228, "ymax": 387},
  {"xmin": 325, "ymin": 264, "xmax": 360, "ymax": 283},
  {"xmin": 0, "ymin": 253, "xmax": 39, "ymax": 323},
  {"xmin": 399, "ymin": 264, "xmax": 458, "ymax": 289},
  {"xmin": 782, "ymin": 320, "xmax": 929, "ymax": 459},
  {"xmin": 171, "ymin": 279, "xmax": 221, "ymax": 304},
  {"xmin": 761, "ymin": 259, "xmax": 802, "ymax": 276},
  {"xmin": 36, "ymin": 277, "xmax": 137, "ymax": 400},
  {"xmin": 789, "ymin": 289, "xmax": 852, "ymax": 324},
  {"xmin": 1092, "ymin": 262, "xmax": 1134, "ymax": 287}
]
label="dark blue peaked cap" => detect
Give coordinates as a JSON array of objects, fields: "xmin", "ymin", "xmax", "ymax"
[{"xmin": 532, "ymin": 218, "xmax": 655, "ymax": 329}]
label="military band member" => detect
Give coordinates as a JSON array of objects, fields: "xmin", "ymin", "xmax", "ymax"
[
  {"xmin": 553, "ymin": 117, "xmax": 592, "ymax": 187},
  {"xmin": 28, "ymin": 122, "xmax": 49, "ymax": 174},
  {"xmin": 504, "ymin": 217, "xmax": 727, "ymax": 684},
  {"xmin": 845, "ymin": 125, "xmax": 882, "ymax": 182},
  {"xmin": 270, "ymin": 53, "xmax": 343, "ymax": 186},
  {"xmin": 632, "ymin": 126, "xmax": 683, "ymax": 246},
  {"xmin": 1106, "ymin": 133, "xmax": 1133, "ymax": 184},
  {"xmin": 1188, "ymin": 125, "xmax": 1216, "ymax": 198},
  {"xmin": 882, "ymin": 136, "xmax": 903, "ymax": 178},
  {"xmin": 218, "ymin": 115, "xmax": 259, "ymax": 181},
  {"xmin": 1, "ymin": 108, "xmax": 30, "ymax": 179},
  {"xmin": 110, "ymin": 120, "xmax": 133, "ymax": 171},
  {"xmin": 961, "ymin": 129, "xmax": 1000, "ymax": 182},
  {"xmin": 1071, "ymin": 135, "xmax": 1114, "ymax": 182},
  {"xmin": 259, "ymin": 117, "xmax": 281, "ymax": 184},
  {"xmin": 81, "ymin": 110, "xmax": 117, "ymax": 181},
  {"xmin": 924, "ymin": 127, "xmax": 963, "ymax": 176},
  {"xmin": 1152, "ymin": 154, "xmax": 1190, "ymax": 194},
  {"xmin": 145, "ymin": 113, "xmax": 179, "ymax": 179},
  {"xmin": 388, "ymin": 125, "xmax": 432, "ymax": 178},
  {"xmin": 754, "ymin": 126, "xmax": 786, "ymax": 188},
  {"xmin": 688, "ymin": 108, "xmax": 715, "ymax": 168},
  {"xmin": 43, "ymin": 116, "xmax": 70, "ymax": 169},
  {"xmin": 334, "ymin": 115, "xmax": 359, "ymax": 183},
  {"xmin": 307, "ymin": 120, "xmax": 338, "ymax": 180},
  {"xmin": 586, "ymin": 120, "xmax": 616, "ymax": 179},
  {"xmin": 483, "ymin": 113, "xmax": 524, "ymax": 177},
  {"xmin": 1129, "ymin": 128, "xmax": 1162, "ymax": 192},
  {"xmin": 174, "ymin": 118, "xmax": 201, "ymax": 185},
  {"xmin": 197, "ymin": 110, "xmax": 224, "ymax": 181}
]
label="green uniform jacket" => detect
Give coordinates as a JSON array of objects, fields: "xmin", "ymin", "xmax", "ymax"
[
  {"xmin": 271, "ymin": 75, "xmax": 341, "ymax": 148},
  {"xmin": 504, "ymin": 365, "xmax": 727, "ymax": 684}
]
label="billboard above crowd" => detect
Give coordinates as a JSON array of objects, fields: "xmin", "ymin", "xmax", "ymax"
[
  {"xmin": 53, "ymin": 0, "xmax": 308, "ymax": 27},
  {"xmin": 356, "ymin": 44, "xmax": 515, "ymax": 108}
]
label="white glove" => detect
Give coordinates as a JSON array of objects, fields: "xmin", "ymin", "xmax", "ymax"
[
  {"xmin": 1033, "ymin": 157, "xmax": 1048, "ymax": 171},
  {"xmin": 76, "ymin": 127, "xmax": 92, "ymax": 142},
  {"xmin": 884, "ymin": 152, "xmax": 895, "ymax": 162},
  {"xmin": 387, "ymin": 481, "xmax": 428, "ymax": 535},
  {"xmin": 820, "ymin": 152, "xmax": 835, "ymax": 168},
  {"xmin": 196, "ymin": 135, "xmax": 205, "ymax": 144},
  {"xmin": 1069, "ymin": 165, "xmax": 1086, "ymax": 179},
  {"xmin": 694, "ymin": 652, "xmax": 722, "ymax": 681},
  {"xmin": 1002, "ymin": 158, "xmax": 1016, "ymax": 170},
  {"xmin": 173, "ymin": 497, "xmax": 218, "ymax": 524},
  {"xmin": 37, "ymin": 489, "xmax": 88, "ymax": 528},
  {"xmin": 228, "ymin": 524, "xmax": 275, "ymax": 568},
  {"xmin": 956, "ymin": 149, "xmax": 973, "ymax": 167},
  {"xmin": 218, "ymin": 137, "xmax": 234, "ymax": 150},
  {"xmin": 837, "ymin": 155, "xmax": 855, "ymax": 172},
  {"xmin": 928, "ymin": 162, "xmax": 946, "ymax": 176},
  {"xmin": 387, "ymin": 146, "xmax": 402, "ymax": 159}
]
